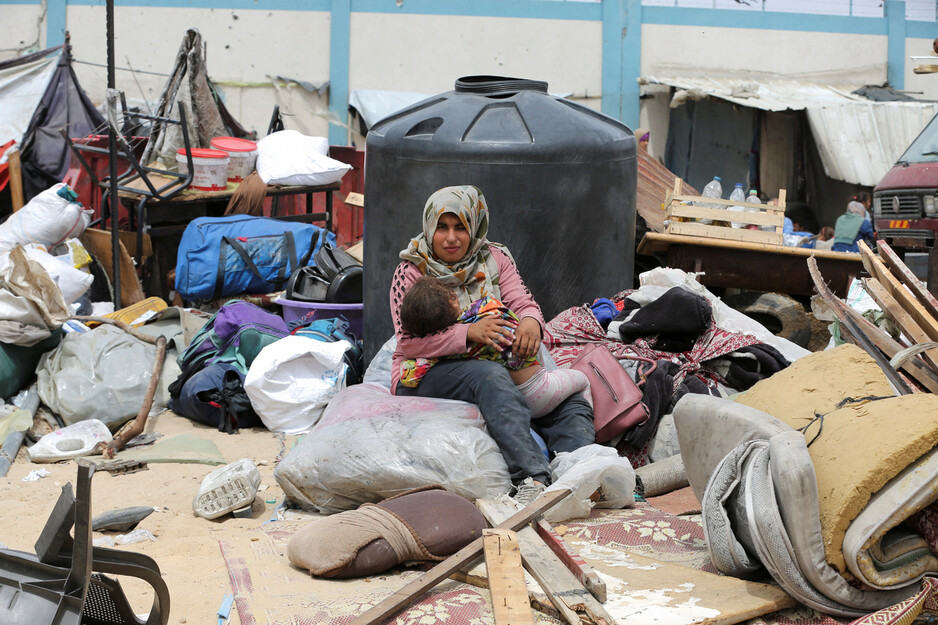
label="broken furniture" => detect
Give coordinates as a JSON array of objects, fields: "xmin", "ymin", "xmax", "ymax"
[{"xmin": 0, "ymin": 460, "xmax": 169, "ymax": 625}]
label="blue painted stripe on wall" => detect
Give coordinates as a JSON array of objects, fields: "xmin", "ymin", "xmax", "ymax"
[
  {"xmin": 642, "ymin": 6, "xmax": 887, "ymax": 35},
  {"xmin": 887, "ymin": 0, "xmax": 906, "ymax": 90},
  {"xmin": 906, "ymin": 20, "xmax": 936, "ymax": 38},
  {"xmin": 47, "ymin": 0, "xmax": 332, "ymax": 9},
  {"xmin": 53, "ymin": 0, "xmax": 599, "ymax": 18},
  {"xmin": 350, "ymin": 0, "xmax": 601, "ymax": 20},
  {"xmin": 46, "ymin": 0, "xmax": 66, "ymax": 47},
  {"xmin": 329, "ymin": 0, "xmax": 351, "ymax": 146}
]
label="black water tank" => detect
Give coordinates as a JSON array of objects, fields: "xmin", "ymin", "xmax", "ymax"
[{"xmin": 363, "ymin": 76, "xmax": 637, "ymax": 362}]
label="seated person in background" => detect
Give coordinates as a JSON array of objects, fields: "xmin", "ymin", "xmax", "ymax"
[
  {"xmin": 399, "ymin": 276, "xmax": 589, "ymax": 418},
  {"xmin": 832, "ymin": 201, "xmax": 875, "ymax": 253},
  {"xmin": 814, "ymin": 226, "xmax": 836, "ymax": 251}
]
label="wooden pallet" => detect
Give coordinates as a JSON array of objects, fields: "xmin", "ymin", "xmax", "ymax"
[{"xmin": 664, "ymin": 179, "xmax": 786, "ymax": 245}]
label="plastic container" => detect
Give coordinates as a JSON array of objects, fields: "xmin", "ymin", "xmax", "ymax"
[
  {"xmin": 27, "ymin": 419, "xmax": 112, "ymax": 463},
  {"xmin": 276, "ymin": 297, "xmax": 364, "ymax": 339},
  {"xmin": 176, "ymin": 148, "xmax": 229, "ymax": 191},
  {"xmin": 363, "ymin": 75, "xmax": 637, "ymax": 362},
  {"xmin": 210, "ymin": 136, "xmax": 258, "ymax": 183},
  {"xmin": 727, "ymin": 183, "xmax": 746, "ymax": 228},
  {"xmin": 193, "ymin": 458, "xmax": 261, "ymax": 520}
]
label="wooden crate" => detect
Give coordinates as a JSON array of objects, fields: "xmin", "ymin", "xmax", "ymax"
[{"xmin": 664, "ymin": 181, "xmax": 786, "ymax": 245}]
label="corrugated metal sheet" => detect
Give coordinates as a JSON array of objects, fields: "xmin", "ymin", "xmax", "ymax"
[
  {"xmin": 641, "ymin": 75, "xmax": 938, "ymax": 186},
  {"xmin": 807, "ymin": 102, "xmax": 938, "ymax": 186},
  {"xmin": 641, "ymin": 75, "xmax": 865, "ymax": 111}
]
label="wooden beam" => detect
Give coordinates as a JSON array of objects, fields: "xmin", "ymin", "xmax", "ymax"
[
  {"xmin": 807, "ymin": 256, "xmax": 911, "ymax": 394},
  {"xmin": 859, "ymin": 241, "xmax": 938, "ymax": 345},
  {"xmin": 448, "ymin": 570, "xmax": 564, "ymax": 622},
  {"xmin": 840, "ymin": 305, "xmax": 938, "ymax": 394},
  {"xmin": 861, "ymin": 277, "xmax": 938, "ymax": 375},
  {"xmin": 667, "ymin": 222, "xmax": 783, "ymax": 245},
  {"xmin": 484, "ymin": 529, "xmax": 535, "ymax": 625},
  {"xmin": 477, "ymin": 499, "xmax": 616, "ymax": 625},
  {"xmin": 8, "ymin": 147, "xmax": 24, "ymax": 212},
  {"xmin": 876, "ymin": 240, "xmax": 938, "ymax": 322},
  {"xmin": 347, "ymin": 488, "xmax": 572, "ymax": 625},
  {"xmin": 534, "ymin": 520, "xmax": 606, "ymax": 604}
]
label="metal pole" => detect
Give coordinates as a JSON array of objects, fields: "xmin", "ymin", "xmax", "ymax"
[{"xmin": 107, "ymin": 0, "xmax": 121, "ymax": 310}]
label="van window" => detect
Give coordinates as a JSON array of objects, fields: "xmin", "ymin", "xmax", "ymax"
[{"xmin": 900, "ymin": 114, "xmax": 938, "ymax": 164}]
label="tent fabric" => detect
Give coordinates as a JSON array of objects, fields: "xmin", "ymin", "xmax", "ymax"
[
  {"xmin": 0, "ymin": 47, "xmax": 60, "ymax": 149},
  {"xmin": 18, "ymin": 45, "xmax": 105, "ymax": 202},
  {"xmin": 644, "ymin": 75, "xmax": 938, "ymax": 186}
]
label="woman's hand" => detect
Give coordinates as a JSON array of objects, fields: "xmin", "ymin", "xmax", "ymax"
[
  {"xmin": 512, "ymin": 317, "xmax": 542, "ymax": 360},
  {"xmin": 467, "ymin": 317, "xmax": 516, "ymax": 352}
]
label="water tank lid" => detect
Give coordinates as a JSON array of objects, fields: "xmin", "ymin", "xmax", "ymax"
[{"xmin": 454, "ymin": 75, "xmax": 548, "ymax": 97}]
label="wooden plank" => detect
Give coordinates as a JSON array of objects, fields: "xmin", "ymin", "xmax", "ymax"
[
  {"xmin": 670, "ymin": 194, "xmax": 785, "ymax": 213},
  {"xmin": 79, "ymin": 227, "xmax": 146, "ymax": 308},
  {"xmin": 807, "ymin": 257, "xmax": 912, "ymax": 395},
  {"xmin": 637, "ymin": 231, "xmax": 859, "ymax": 260},
  {"xmin": 345, "ymin": 240, "xmax": 363, "ymax": 264},
  {"xmin": 483, "ymin": 530, "xmax": 535, "ymax": 625},
  {"xmin": 914, "ymin": 64, "xmax": 938, "ymax": 74},
  {"xmin": 861, "ymin": 277, "xmax": 938, "ymax": 374},
  {"xmin": 344, "ymin": 191, "xmax": 364, "ymax": 207},
  {"xmin": 448, "ymin": 570, "xmax": 566, "ymax": 622},
  {"xmin": 877, "ymin": 239, "xmax": 938, "ymax": 322},
  {"xmin": 859, "ymin": 241, "xmax": 938, "ymax": 345},
  {"xmin": 840, "ymin": 305, "xmax": 938, "ymax": 394},
  {"xmin": 533, "ymin": 519, "xmax": 606, "ymax": 603},
  {"xmin": 8, "ymin": 147, "xmax": 24, "ymax": 212},
  {"xmin": 667, "ymin": 221, "xmax": 783, "ymax": 245},
  {"xmin": 477, "ymin": 499, "xmax": 613, "ymax": 625},
  {"xmin": 667, "ymin": 204, "xmax": 784, "ymax": 227},
  {"xmin": 347, "ymin": 488, "xmax": 572, "ymax": 625}
]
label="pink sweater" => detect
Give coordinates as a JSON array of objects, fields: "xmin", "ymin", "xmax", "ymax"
[{"xmin": 389, "ymin": 246, "xmax": 545, "ymax": 393}]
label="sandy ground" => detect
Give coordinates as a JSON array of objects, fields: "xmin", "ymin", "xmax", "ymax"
[{"xmin": 0, "ymin": 409, "xmax": 296, "ymax": 625}]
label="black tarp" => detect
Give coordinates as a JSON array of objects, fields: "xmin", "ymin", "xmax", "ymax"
[{"xmin": 18, "ymin": 43, "xmax": 104, "ymax": 202}]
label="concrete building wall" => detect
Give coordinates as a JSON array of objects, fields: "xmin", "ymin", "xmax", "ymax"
[{"xmin": 0, "ymin": 4, "xmax": 45, "ymax": 60}]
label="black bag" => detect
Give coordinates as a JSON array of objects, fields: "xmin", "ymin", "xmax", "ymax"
[{"xmin": 170, "ymin": 363, "xmax": 264, "ymax": 433}]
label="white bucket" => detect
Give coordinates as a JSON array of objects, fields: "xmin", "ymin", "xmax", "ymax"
[
  {"xmin": 210, "ymin": 136, "xmax": 258, "ymax": 183},
  {"xmin": 176, "ymin": 148, "xmax": 230, "ymax": 191}
]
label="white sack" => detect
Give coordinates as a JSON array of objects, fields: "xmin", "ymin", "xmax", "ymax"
[
  {"xmin": 0, "ymin": 245, "xmax": 92, "ymax": 303},
  {"xmin": 0, "ymin": 184, "xmax": 93, "ymax": 253},
  {"xmin": 545, "ymin": 444, "xmax": 636, "ymax": 522},
  {"xmin": 244, "ymin": 335, "xmax": 349, "ymax": 434},
  {"xmin": 273, "ymin": 382, "xmax": 512, "ymax": 514},
  {"xmin": 255, "ymin": 130, "xmax": 350, "ymax": 186}
]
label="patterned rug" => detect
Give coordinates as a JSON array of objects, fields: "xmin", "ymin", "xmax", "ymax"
[{"xmin": 220, "ymin": 502, "xmax": 859, "ymax": 625}]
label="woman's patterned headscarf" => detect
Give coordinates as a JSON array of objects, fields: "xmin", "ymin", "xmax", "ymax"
[{"xmin": 399, "ymin": 185, "xmax": 511, "ymax": 308}]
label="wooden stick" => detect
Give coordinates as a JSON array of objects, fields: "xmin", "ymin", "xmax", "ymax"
[
  {"xmin": 876, "ymin": 240, "xmax": 938, "ymax": 322},
  {"xmin": 347, "ymin": 489, "xmax": 572, "ymax": 625},
  {"xmin": 103, "ymin": 335, "xmax": 166, "ymax": 458},
  {"xmin": 478, "ymin": 499, "xmax": 615, "ymax": 625},
  {"xmin": 484, "ymin": 529, "xmax": 534, "ymax": 625},
  {"xmin": 840, "ymin": 305, "xmax": 938, "ymax": 393},
  {"xmin": 860, "ymin": 278, "xmax": 938, "ymax": 374},
  {"xmin": 807, "ymin": 257, "xmax": 910, "ymax": 395},
  {"xmin": 448, "ymin": 570, "xmax": 569, "ymax": 622},
  {"xmin": 534, "ymin": 520, "xmax": 607, "ymax": 604},
  {"xmin": 8, "ymin": 147, "xmax": 24, "ymax": 212},
  {"xmin": 859, "ymin": 241, "xmax": 938, "ymax": 346}
]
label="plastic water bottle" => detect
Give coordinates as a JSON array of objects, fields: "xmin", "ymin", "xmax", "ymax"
[
  {"xmin": 746, "ymin": 189, "xmax": 769, "ymax": 232},
  {"xmin": 699, "ymin": 176, "xmax": 723, "ymax": 224},
  {"xmin": 727, "ymin": 183, "xmax": 746, "ymax": 228}
]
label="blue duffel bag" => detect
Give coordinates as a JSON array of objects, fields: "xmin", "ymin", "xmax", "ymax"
[{"xmin": 175, "ymin": 215, "xmax": 336, "ymax": 300}]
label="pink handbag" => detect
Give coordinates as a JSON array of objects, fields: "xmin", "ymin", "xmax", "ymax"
[{"xmin": 569, "ymin": 344, "xmax": 650, "ymax": 443}]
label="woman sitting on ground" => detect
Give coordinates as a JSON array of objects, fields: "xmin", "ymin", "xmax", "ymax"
[{"xmin": 389, "ymin": 185, "xmax": 595, "ymax": 504}]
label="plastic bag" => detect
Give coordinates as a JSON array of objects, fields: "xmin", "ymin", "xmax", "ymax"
[
  {"xmin": 27, "ymin": 419, "xmax": 112, "ymax": 463},
  {"xmin": 243, "ymin": 335, "xmax": 349, "ymax": 434},
  {"xmin": 544, "ymin": 443, "xmax": 636, "ymax": 522},
  {"xmin": 0, "ymin": 184, "xmax": 92, "ymax": 253},
  {"xmin": 255, "ymin": 130, "xmax": 351, "ymax": 186},
  {"xmin": 0, "ymin": 244, "xmax": 93, "ymax": 303},
  {"xmin": 273, "ymin": 383, "xmax": 511, "ymax": 514},
  {"xmin": 36, "ymin": 324, "xmax": 172, "ymax": 429},
  {"xmin": 362, "ymin": 335, "xmax": 396, "ymax": 389}
]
